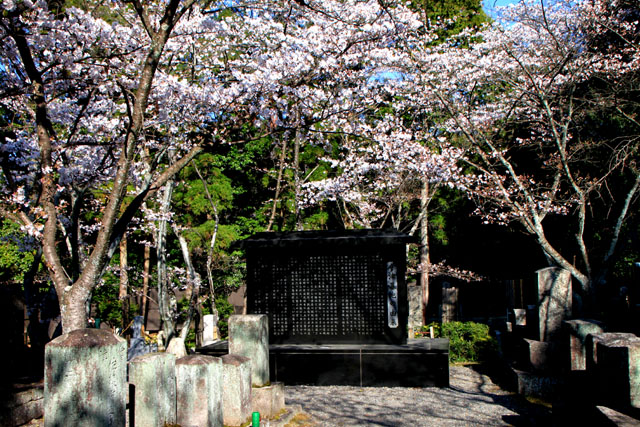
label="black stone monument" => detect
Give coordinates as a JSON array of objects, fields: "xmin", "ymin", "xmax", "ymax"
[
  {"xmin": 242, "ymin": 229, "xmax": 412, "ymax": 345},
  {"xmin": 199, "ymin": 229, "xmax": 449, "ymax": 387}
]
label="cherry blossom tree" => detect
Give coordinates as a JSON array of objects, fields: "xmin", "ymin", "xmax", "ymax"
[
  {"xmin": 301, "ymin": 0, "xmax": 639, "ymax": 316},
  {"xmin": 411, "ymin": 0, "xmax": 640, "ymax": 304},
  {"xmin": 0, "ymin": 0, "xmax": 426, "ymax": 333},
  {"xmin": 298, "ymin": 2, "xmax": 487, "ymax": 324}
]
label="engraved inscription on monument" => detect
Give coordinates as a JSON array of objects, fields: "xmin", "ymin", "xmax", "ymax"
[{"xmin": 387, "ymin": 261, "xmax": 399, "ymax": 328}]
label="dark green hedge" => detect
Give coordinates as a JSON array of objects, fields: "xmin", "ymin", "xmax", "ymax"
[{"xmin": 417, "ymin": 321, "xmax": 498, "ymax": 363}]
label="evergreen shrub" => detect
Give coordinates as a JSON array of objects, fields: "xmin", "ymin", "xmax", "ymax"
[{"xmin": 418, "ymin": 321, "xmax": 497, "ymax": 363}]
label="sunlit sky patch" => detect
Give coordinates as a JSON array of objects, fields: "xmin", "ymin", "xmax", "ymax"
[{"xmin": 483, "ymin": 0, "xmax": 519, "ymax": 18}]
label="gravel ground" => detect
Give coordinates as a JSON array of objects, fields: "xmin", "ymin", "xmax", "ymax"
[{"xmin": 281, "ymin": 366, "xmax": 552, "ymax": 426}]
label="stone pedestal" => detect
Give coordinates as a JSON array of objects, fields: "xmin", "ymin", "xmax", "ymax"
[
  {"xmin": 44, "ymin": 329, "xmax": 127, "ymax": 427},
  {"xmin": 221, "ymin": 354, "xmax": 252, "ymax": 426},
  {"xmin": 175, "ymin": 355, "xmax": 223, "ymax": 427},
  {"xmin": 534, "ymin": 267, "xmax": 572, "ymax": 342},
  {"xmin": 229, "ymin": 315, "xmax": 270, "ymax": 387},
  {"xmin": 129, "ymin": 352, "xmax": 176, "ymax": 427},
  {"xmin": 563, "ymin": 319, "xmax": 604, "ymax": 371},
  {"xmin": 595, "ymin": 334, "xmax": 640, "ymax": 409},
  {"xmin": 251, "ymin": 383, "xmax": 285, "ymax": 419}
]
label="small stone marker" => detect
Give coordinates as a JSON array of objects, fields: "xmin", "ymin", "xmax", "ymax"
[
  {"xmin": 221, "ymin": 354, "xmax": 252, "ymax": 426},
  {"xmin": 175, "ymin": 355, "xmax": 223, "ymax": 427},
  {"xmin": 229, "ymin": 315, "xmax": 270, "ymax": 387},
  {"xmin": 512, "ymin": 308, "xmax": 527, "ymax": 326},
  {"xmin": 44, "ymin": 329, "xmax": 127, "ymax": 427},
  {"xmin": 203, "ymin": 313, "xmax": 219, "ymax": 345},
  {"xmin": 129, "ymin": 352, "xmax": 177, "ymax": 427}
]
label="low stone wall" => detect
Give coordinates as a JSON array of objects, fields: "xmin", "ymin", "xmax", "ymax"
[{"xmin": 0, "ymin": 382, "xmax": 44, "ymax": 427}]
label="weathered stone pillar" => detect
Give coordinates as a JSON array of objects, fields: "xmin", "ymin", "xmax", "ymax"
[
  {"xmin": 535, "ymin": 267, "xmax": 571, "ymax": 342},
  {"xmin": 44, "ymin": 329, "xmax": 126, "ymax": 427},
  {"xmin": 129, "ymin": 352, "xmax": 176, "ymax": 427},
  {"xmin": 221, "ymin": 354, "xmax": 252, "ymax": 426},
  {"xmin": 563, "ymin": 319, "xmax": 604, "ymax": 371},
  {"xmin": 229, "ymin": 315, "xmax": 270, "ymax": 386},
  {"xmin": 175, "ymin": 355, "xmax": 223, "ymax": 427}
]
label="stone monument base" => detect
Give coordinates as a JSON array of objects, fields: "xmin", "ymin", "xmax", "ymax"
[{"xmin": 199, "ymin": 338, "xmax": 449, "ymax": 387}]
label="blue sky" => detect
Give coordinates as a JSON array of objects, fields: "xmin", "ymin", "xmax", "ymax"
[{"xmin": 483, "ymin": 0, "xmax": 519, "ymax": 18}]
